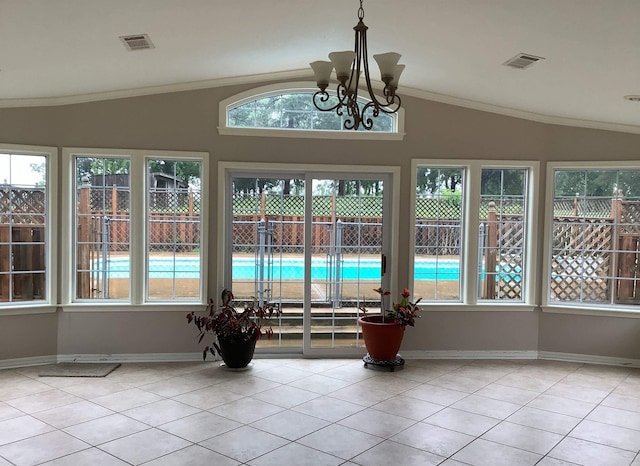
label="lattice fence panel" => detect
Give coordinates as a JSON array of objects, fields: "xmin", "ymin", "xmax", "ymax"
[{"xmin": 0, "ymin": 188, "xmax": 46, "ymax": 224}]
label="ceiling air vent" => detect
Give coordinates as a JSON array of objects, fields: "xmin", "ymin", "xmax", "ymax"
[
  {"xmin": 503, "ymin": 53, "xmax": 545, "ymax": 70},
  {"xmin": 119, "ymin": 34, "xmax": 155, "ymax": 51}
]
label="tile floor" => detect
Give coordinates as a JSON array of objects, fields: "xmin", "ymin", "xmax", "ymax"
[{"xmin": 1, "ymin": 358, "xmax": 640, "ymax": 465}]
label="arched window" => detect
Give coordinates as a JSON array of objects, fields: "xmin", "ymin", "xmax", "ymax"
[{"xmin": 218, "ymin": 83, "xmax": 405, "ymax": 140}]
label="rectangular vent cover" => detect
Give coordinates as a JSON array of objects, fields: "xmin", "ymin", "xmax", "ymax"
[
  {"xmin": 503, "ymin": 53, "xmax": 545, "ymax": 69},
  {"xmin": 119, "ymin": 34, "xmax": 155, "ymax": 51}
]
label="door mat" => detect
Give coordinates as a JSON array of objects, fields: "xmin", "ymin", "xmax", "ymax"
[{"xmin": 38, "ymin": 363, "xmax": 121, "ymax": 378}]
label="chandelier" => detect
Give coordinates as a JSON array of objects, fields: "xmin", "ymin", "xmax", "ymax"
[{"xmin": 310, "ymin": 0, "xmax": 404, "ymax": 131}]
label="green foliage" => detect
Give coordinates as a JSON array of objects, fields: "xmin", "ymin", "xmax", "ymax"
[{"xmin": 554, "ymin": 169, "xmax": 640, "ymax": 198}]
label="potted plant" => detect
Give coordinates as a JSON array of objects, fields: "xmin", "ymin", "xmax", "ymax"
[
  {"xmin": 359, "ymin": 287, "xmax": 420, "ymax": 364},
  {"xmin": 186, "ymin": 289, "xmax": 281, "ymax": 369}
]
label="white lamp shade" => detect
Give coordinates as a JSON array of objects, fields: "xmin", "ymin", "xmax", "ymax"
[
  {"xmin": 310, "ymin": 60, "xmax": 334, "ymax": 87},
  {"xmin": 329, "ymin": 51, "xmax": 356, "ymax": 81},
  {"xmin": 373, "ymin": 52, "xmax": 401, "ymax": 80},
  {"xmin": 389, "ymin": 64, "xmax": 405, "ymax": 88}
]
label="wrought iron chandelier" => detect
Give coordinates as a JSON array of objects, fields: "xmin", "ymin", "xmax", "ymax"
[{"xmin": 310, "ymin": 0, "xmax": 404, "ymax": 131}]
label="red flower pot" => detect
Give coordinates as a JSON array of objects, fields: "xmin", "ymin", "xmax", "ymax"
[{"xmin": 358, "ymin": 315, "xmax": 404, "ymax": 361}]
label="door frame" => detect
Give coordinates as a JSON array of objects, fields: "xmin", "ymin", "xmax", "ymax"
[{"xmin": 218, "ymin": 162, "xmax": 401, "ymax": 357}]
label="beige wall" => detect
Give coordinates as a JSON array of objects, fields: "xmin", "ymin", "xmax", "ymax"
[{"xmin": 1, "ymin": 81, "xmax": 640, "ymax": 363}]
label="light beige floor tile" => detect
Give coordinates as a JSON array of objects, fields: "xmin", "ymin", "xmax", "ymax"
[
  {"xmin": 527, "ymin": 393, "xmax": 596, "ymax": 418},
  {"xmin": 570, "ymin": 419, "xmax": 640, "ymax": 451},
  {"xmin": 209, "ymin": 397, "xmax": 283, "ymax": 423},
  {"xmin": 428, "ymin": 373, "xmax": 491, "ymax": 393},
  {"xmin": 338, "ymin": 407, "xmax": 416, "ymax": 438},
  {"xmin": 283, "ymin": 358, "xmax": 352, "ymax": 373},
  {"xmin": 0, "ymin": 430, "xmax": 89, "ymax": 466},
  {"xmin": 544, "ymin": 381, "xmax": 611, "ymax": 404},
  {"xmin": 143, "ymin": 444, "xmax": 240, "ymax": 466},
  {"xmin": 350, "ymin": 439, "xmax": 444, "ymax": 466},
  {"xmin": 251, "ymin": 409, "xmax": 329, "ymax": 440},
  {"xmin": 39, "ymin": 447, "xmax": 129, "ymax": 465},
  {"xmin": 291, "ymin": 396, "xmax": 364, "ymax": 422},
  {"xmin": 451, "ymin": 394, "xmax": 521, "ymax": 420},
  {"xmin": 253, "ymin": 384, "xmax": 320, "ymax": 408},
  {"xmin": 0, "ymin": 401, "xmax": 24, "ymax": 422},
  {"xmin": 327, "ymin": 384, "xmax": 393, "ymax": 407},
  {"xmin": 288, "ymin": 373, "xmax": 353, "ymax": 394},
  {"xmin": 320, "ymin": 364, "xmax": 377, "ymax": 383},
  {"xmin": 122, "ymin": 398, "xmax": 200, "ymax": 426},
  {"xmin": 248, "ymin": 442, "xmax": 343, "ymax": 466},
  {"xmin": 99, "ymin": 428, "xmax": 190, "ymax": 465},
  {"xmin": 138, "ymin": 376, "xmax": 211, "ymax": 397},
  {"xmin": 32, "ymin": 400, "xmax": 113, "ymax": 429},
  {"xmin": 199, "ymin": 425, "xmax": 288, "ymax": 463},
  {"xmin": 602, "ymin": 392, "xmax": 640, "ymax": 413},
  {"xmin": 535, "ymin": 458, "xmax": 582, "ymax": 466},
  {"xmin": 353, "ymin": 373, "xmax": 422, "ymax": 394},
  {"xmin": 587, "ymin": 405, "xmax": 640, "ymax": 430},
  {"xmin": 474, "ymin": 383, "xmax": 539, "ymax": 405},
  {"xmin": 298, "ymin": 424, "xmax": 382, "ymax": 459},
  {"xmin": 214, "ymin": 374, "xmax": 281, "ymax": 395},
  {"xmin": 481, "ymin": 421, "xmax": 563, "ymax": 455},
  {"xmin": 393, "ymin": 365, "xmax": 447, "ymax": 383},
  {"xmin": 424, "ymin": 407, "xmax": 499, "ymax": 437},
  {"xmin": 253, "ymin": 365, "xmax": 311, "ymax": 384},
  {"xmin": 372, "ymin": 394, "xmax": 444, "ymax": 421},
  {"xmin": 90, "ymin": 387, "xmax": 163, "ymax": 411},
  {"xmin": 62, "ymin": 413, "xmax": 149, "ymax": 445},
  {"xmin": 391, "ymin": 422, "xmax": 474, "ymax": 457},
  {"xmin": 404, "ymin": 383, "xmax": 468, "ymax": 406},
  {"xmin": 0, "ymin": 415, "xmax": 55, "ymax": 445},
  {"xmin": 548, "ymin": 436, "xmax": 636, "ymax": 466},
  {"xmin": 159, "ymin": 411, "xmax": 241, "ymax": 443},
  {"xmin": 496, "ymin": 373, "xmax": 557, "ymax": 393},
  {"xmin": 60, "ymin": 379, "xmax": 130, "ymax": 399},
  {"xmin": 507, "ymin": 406, "xmax": 581, "ymax": 435},
  {"xmin": 172, "ymin": 385, "xmax": 244, "ymax": 410},
  {"xmin": 452, "ymin": 438, "xmax": 542, "ymax": 466},
  {"xmin": 6, "ymin": 389, "xmax": 82, "ymax": 414}
]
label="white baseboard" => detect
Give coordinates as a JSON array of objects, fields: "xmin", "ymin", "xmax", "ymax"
[
  {"xmin": 0, "ymin": 355, "xmax": 57, "ymax": 370},
  {"xmin": 401, "ymin": 350, "xmax": 539, "ymax": 360},
  {"xmin": 538, "ymin": 351, "xmax": 640, "ymax": 368},
  {"xmin": 3, "ymin": 351, "xmax": 640, "ymax": 369}
]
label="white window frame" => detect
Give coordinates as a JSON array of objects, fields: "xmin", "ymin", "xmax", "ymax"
[
  {"xmin": 218, "ymin": 82, "xmax": 405, "ymax": 141},
  {"xmin": 0, "ymin": 143, "xmax": 57, "ymax": 315},
  {"xmin": 61, "ymin": 148, "xmax": 209, "ymax": 311},
  {"xmin": 543, "ymin": 161, "xmax": 640, "ymax": 317},
  {"xmin": 410, "ymin": 159, "xmax": 539, "ymax": 311}
]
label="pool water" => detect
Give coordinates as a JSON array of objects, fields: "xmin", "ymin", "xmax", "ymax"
[{"xmin": 94, "ymin": 257, "xmax": 521, "ymax": 281}]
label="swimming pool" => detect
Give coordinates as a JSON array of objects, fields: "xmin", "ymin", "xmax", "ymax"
[{"xmin": 94, "ymin": 256, "xmax": 469, "ymax": 280}]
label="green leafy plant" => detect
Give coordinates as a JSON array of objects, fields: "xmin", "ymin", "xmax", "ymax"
[
  {"xmin": 186, "ymin": 289, "xmax": 281, "ymax": 360},
  {"xmin": 360, "ymin": 287, "xmax": 421, "ymax": 328}
]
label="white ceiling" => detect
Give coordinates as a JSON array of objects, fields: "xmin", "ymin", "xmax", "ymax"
[{"xmin": 1, "ymin": 0, "xmax": 639, "ymax": 132}]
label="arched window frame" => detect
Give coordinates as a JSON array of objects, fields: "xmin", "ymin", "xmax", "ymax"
[{"xmin": 218, "ymin": 82, "xmax": 405, "ymax": 141}]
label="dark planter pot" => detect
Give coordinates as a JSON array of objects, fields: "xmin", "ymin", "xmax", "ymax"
[
  {"xmin": 217, "ymin": 335, "xmax": 257, "ymax": 369},
  {"xmin": 358, "ymin": 315, "xmax": 404, "ymax": 361}
]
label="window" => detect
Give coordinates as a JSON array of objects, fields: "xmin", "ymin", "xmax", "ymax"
[
  {"xmin": 65, "ymin": 149, "xmax": 207, "ymax": 305},
  {"xmin": 218, "ymin": 83, "xmax": 405, "ymax": 140},
  {"xmin": 412, "ymin": 161, "xmax": 536, "ymax": 306},
  {"xmin": 147, "ymin": 158, "xmax": 203, "ymax": 301},
  {"xmin": 548, "ymin": 165, "xmax": 640, "ymax": 308},
  {"xmin": 0, "ymin": 145, "xmax": 56, "ymax": 307}
]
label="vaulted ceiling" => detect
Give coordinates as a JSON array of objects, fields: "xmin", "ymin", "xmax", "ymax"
[{"xmin": 1, "ymin": 0, "xmax": 638, "ymax": 132}]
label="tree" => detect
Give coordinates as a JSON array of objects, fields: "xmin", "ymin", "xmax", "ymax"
[{"xmin": 417, "ymin": 168, "xmax": 462, "ymax": 194}]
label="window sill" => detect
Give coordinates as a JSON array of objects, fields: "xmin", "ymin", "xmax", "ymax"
[
  {"xmin": 218, "ymin": 126, "xmax": 405, "ymax": 141},
  {"xmin": 541, "ymin": 305, "xmax": 640, "ymax": 319},
  {"xmin": 0, "ymin": 305, "xmax": 57, "ymax": 316},
  {"xmin": 420, "ymin": 303, "xmax": 538, "ymax": 312},
  {"xmin": 59, "ymin": 303, "xmax": 206, "ymax": 313}
]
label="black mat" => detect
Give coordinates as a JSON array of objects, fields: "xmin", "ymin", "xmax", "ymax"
[{"xmin": 38, "ymin": 362, "xmax": 121, "ymax": 377}]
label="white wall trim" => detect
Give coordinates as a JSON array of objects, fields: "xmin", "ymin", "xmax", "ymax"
[
  {"xmin": 2, "ymin": 69, "xmax": 639, "ymax": 135},
  {"xmin": 3, "ymin": 351, "xmax": 640, "ymax": 369},
  {"xmin": 0, "ymin": 355, "xmax": 57, "ymax": 370}
]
